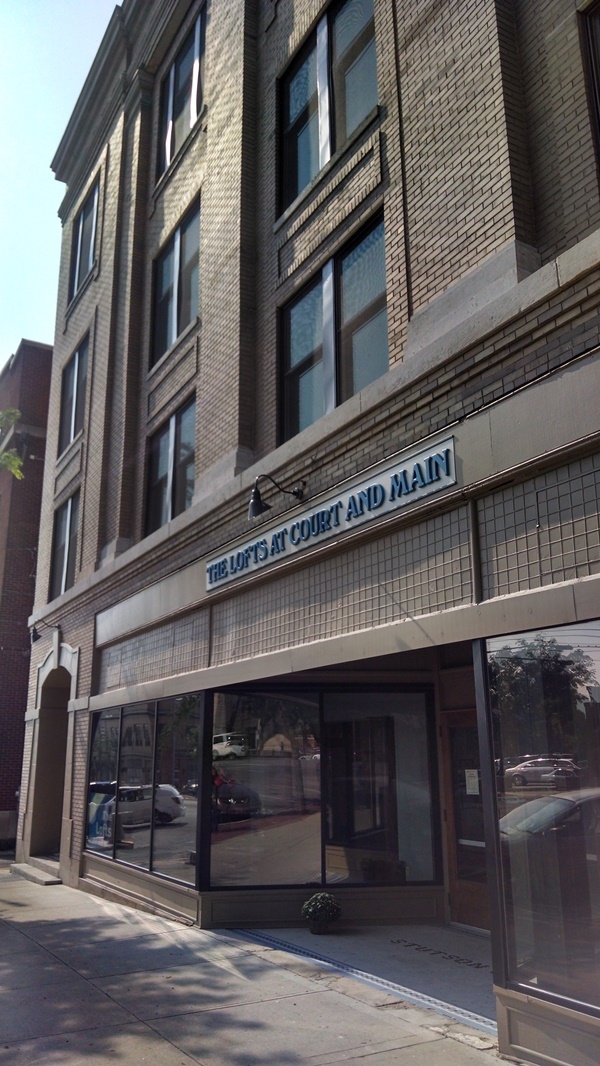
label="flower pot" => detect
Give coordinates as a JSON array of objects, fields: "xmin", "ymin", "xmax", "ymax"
[{"xmin": 308, "ymin": 920, "xmax": 329, "ymax": 934}]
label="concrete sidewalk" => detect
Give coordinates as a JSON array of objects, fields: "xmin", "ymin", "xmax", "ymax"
[{"xmin": 0, "ymin": 861, "xmax": 517, "ymax": 1066}]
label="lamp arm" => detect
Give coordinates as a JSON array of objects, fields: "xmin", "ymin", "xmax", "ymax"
[{"xmin": 254, "ymin": 474, "xmax": 306, "ymax": 500}]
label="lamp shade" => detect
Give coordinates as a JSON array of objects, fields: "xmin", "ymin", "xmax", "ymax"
[{"xmin": 248, "ymin": 483, "xmax": 272, "ymax": 520}]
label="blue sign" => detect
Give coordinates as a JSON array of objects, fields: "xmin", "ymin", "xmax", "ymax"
[{"xmin": 206, "ymin": 437, "xmax": 456, "ymax": 590}]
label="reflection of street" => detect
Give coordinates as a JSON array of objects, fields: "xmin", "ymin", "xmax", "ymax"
[
  {"xmin": 112, "ymin": 800, "xmax": 198, "ymax": 884},
  {"xmin": 210, "ymin": 757, "xmax": 322, "ymax": 886},
  {"xmin": 211, "ymin": 810, "xmax": 321, "ymax": 886},
  {"xmin": 225, "ymin": 755, "xmax": 321, "ymax": 811}
]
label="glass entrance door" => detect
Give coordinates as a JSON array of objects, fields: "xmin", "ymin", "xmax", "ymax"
[{"xmin": 442, "ymin": 710, "xmax": 489, "ymax": 928}]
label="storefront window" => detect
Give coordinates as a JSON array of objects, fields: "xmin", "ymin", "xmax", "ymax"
[
  {"xmin": 86, "ymin": 709, "xmax": 120, "ymax": 853},
  {"xmin": 114, "ymin": 703, "xmax": 156, "ymax": 866},
  {"xmin": 152, "ymin": 696, "xmax": 202, "ymax": 883},
  {"xmin": 323, "ymin": 691, "xmax": 436, "ymax": 884},
  {"xmin": 487, "ymin": 621, "xmax": 600, "ymax": 1009},
  {"xmin": 210, "ymin": 692, "xmax": 321, "ymax": 886},
  {"xmin": 85, "ymin": 693, "xmax": 203, "ymax": 883}
]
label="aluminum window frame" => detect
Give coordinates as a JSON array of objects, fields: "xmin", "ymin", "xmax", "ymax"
[
  {"xmin": 279, "ymin": 0, "xmax": 376, "ymax": 213},
  {"xmin": 50, "ymin": 490, "xmax": 80, "ymax": 600},
  {"xmin": 145, "ymin": 396, "xmax": 196, "ymax": 536},
  {"xmin": 158, "ymin": 8, "xmax": 206, "ymax": 177},
  {"xmin": 58, "ymin": 336, "xmax": 89, "ymax": 456},
  {"xmin": 281, "ymin": 215, "xmax": 387, "ymax": 442},
  {"xmin": 68, "ymin": 181, "xmax": 99, "ymax": 302}
]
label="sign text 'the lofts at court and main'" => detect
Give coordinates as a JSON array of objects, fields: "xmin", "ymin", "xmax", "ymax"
[{"xmin": 205, "ymin": 437, "xmax": 456, "ymax": 590}]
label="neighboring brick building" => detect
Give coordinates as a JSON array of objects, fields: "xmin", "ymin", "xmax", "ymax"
[
  {"xmin": 0, "ymin": 339, "xmax": 51, "ymax": 846},
  {"xmin": 15, "ymin": 2, "xmax": 600, "ymax": 1062}
]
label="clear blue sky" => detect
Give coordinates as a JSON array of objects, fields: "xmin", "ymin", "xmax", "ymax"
[{"xmin": 0, "ymin": 0, "xmax": 118, "ymax": 370}]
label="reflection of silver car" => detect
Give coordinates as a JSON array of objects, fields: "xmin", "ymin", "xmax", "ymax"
[
  {"xmin": 505, "ymin": 758, "xmax": 579, "ymax": 788},
  {"xmin": 88, "ymin": 782, "xmax": 186, "ymax": 826},
  {"xmin": 213, "ymin": 733, "xmax": 247, "ymax": 759}
]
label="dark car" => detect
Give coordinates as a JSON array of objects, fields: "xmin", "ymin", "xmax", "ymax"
[{"xmin": 212, "ymin": 772, "xmax": 261, "ymax": 828}]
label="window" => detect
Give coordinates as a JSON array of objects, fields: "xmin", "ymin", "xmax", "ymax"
[
  {"xmin": 282, "ymin": 217, "xmax": 388, "ymax": 441},
  {"xmin": 281, "ymin": 0, "xmax": 377, "ymax": 210},
  {"xmin": 146, "ymin": 397, "xmax": 195, "ymax": 534},
  {"xmin": 487, "ymin": 620, "xmax": 600, "ymax": 1010},
  {"xmin": 152, "ymin": 201, "xmax": 200, "ymax": 364},
  {"xmin": 50, "ymin": 490, "xmax": 80, "ymax": 599},
  {"xmin": 58, "ymin": 337, "xmax": 88, "ymax": 455},
  {"xmin": 158, "ymin": 10, "xmax": 206, "ymax": 176},
  {"xmin": 68, "ymin": 182, "xmax": 99, "ymax": 301}
]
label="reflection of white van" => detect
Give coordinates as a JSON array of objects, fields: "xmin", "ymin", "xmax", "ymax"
[{"xmin": 213, "ymin": 733, "xmax": 247, "ymax": 759}]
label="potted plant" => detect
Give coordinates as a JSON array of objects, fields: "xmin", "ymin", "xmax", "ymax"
[{"xmin": 301, "ymin": 892, "xmax": 341, "ymax": 934}]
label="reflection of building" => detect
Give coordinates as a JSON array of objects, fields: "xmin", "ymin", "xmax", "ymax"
[
  {"xmin": 15, "ymin": 1, "xmax": 600, "ymax": 1062},
  {"xmin": 0, "ymin": 340, "xmax": 51, "ymax": 847}
]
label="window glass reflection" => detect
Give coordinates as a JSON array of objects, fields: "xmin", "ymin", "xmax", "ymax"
[
  {"xmin": 488, "ymin": 621, "xmax": 600, "ymax": 1009},
  {"xmin": 152, "ymin": 696, "xmax": 202, "ymax": 884},
  {"xmin": 323, "ymin": 691, "xmax": 435, "ymax": 884},
  {"xmin": 114, "ymin": 703, "xmax": 156, "ymax": 867},
  {"xmin": 210, "ymin": 692, "xmax": 321, "ymax": 886},
  {"xmin": 86, "ymin": 709, "xmax": 120, "ymax": 853}
]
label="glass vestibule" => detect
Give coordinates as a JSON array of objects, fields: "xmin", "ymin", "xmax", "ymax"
[{"xmin": 485, "ymin": 620, "xmax": 600, "ymax": 1012}]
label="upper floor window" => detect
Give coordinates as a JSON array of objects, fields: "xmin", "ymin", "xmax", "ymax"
[
  {"xmin": 584, "ymin": 5, "xmax": 600, "ymax": 154},
  {"xmin": 58, "ymin": 336, "xmax": 88, "ymax": 456},
  {"xmin": 280, "ymin": 0, "xmax": 377, "ymax": 211},
  {"xmin": 282, "ymin": 217, "xmax": 388, "ymax": 441},
  {"xmin": 68, "ymin": 182, "xmax": 99, "ymax": 301},
  {"xmin": 50, "ymin": 490, "xmax": 80, "ymax": 600},
  {"xmin": 146, "ymin": 397, "xmax": 196, "ymax": 535},
  {"xmin": 158, "ymin": 9, "xmax": 206, "ymax": 176},
  {"xmin": 152, "ymin": 200, "xmax": 200, "ymax": 365}
]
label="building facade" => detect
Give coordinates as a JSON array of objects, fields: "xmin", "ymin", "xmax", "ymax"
[
  {"xmin": 0, "ymin": 339, "xmax": 52, "ymax": 847},
  {"xmin": 16, "ymin": 1, "xmax": 600, "ymax": 1062}
]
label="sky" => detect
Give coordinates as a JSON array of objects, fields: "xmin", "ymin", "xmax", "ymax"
[{"xmin": 0, "ymin": 0, "xmax": 118, "ymax": 371}]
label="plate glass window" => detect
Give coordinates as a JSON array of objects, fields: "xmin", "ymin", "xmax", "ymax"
[
  {"xmin": 68, "ymin": 182, "xmax": 99, "ymax": 301},
  {"xmin": 282, "ymin": 217, "xmax": 388, "ymax": 441},
  {"xmin": 280, "ymin": 0, "xmax": 376, "ymax": 211},
  {"xmin": 50, "ymin": 490, "xmax": 80, "ymax": 599},
  {"xmin": 58, "ymin": 337, "xmax": 88, "ymax": 455},
  {"xmin": 153, "ymin": 201, "xmax": 200, "ymax": 364},
  {"xmin": 487, "ymin": 620, "xmax": 600, "ymax": 1011},
  {"xmin": 146, "ymin": 398, "xmax": 195, "ymax": 535},
  {"xmin": 159, "ymin": 10, "xmax": 206, "ymax": 175}
]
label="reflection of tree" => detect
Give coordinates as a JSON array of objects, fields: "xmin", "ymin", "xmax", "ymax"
[
  {"xmin": 489, "ymin": 636, "xmax": 596, "ymax": 760},
  {"xmin": 221, "ymin": 693, "xmax": 319, "ymax": 755}
]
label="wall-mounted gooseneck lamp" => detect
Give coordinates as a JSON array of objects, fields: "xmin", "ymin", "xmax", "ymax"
[
  {"xmin": 248, "ymin": 474, "xmax": 306, "ymax": 521},
  {"xmin": 31, "ymin": 619, "xmax": 60, "ymax": 644}
]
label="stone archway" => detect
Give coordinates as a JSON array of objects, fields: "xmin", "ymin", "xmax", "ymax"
[
  {"xmin": 28, "ymin": 668, "xmax": 71, "ymax": 857},
  {"xmin": 19, "ymin": 635, "xmax": 79, "ymax": 873}
]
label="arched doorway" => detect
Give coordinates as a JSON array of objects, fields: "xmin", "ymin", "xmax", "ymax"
[{"xmin": 29, "ymin": 666, "xmax": 71, "ymax": 858}]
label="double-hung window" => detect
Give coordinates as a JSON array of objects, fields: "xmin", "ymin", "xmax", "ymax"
[
  {"xmin": 50, "ymin": 491, "xmax": 80, "ymax": 600},
  {"xmin": 69, "ymin": 182, "xmax": 99, "ymax": 301},
  {"xmin": 281, "ymin": 0, "xmax": 377, "ymax": 211},
  {"xmin": 152, "ymin": 201, "xmax": 200, "ymax": 365},
  {"xmin": 58, "ymin": 337, "xmax": 88, "ymax": 455},
  {"xmin": 146, "ymin": 397, "xmax": 196, "ymax": 535},
  {"xmin": 282, "ymin": 217, "xmax": 388, "ymax": 441},
  {"xmin": 158, "ymin": 9, "xmax": 206, "ymax": 176}
]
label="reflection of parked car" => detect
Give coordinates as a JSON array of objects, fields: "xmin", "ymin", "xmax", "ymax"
[
  {"xmin": 499, "ymin": 790, "xmax": 600, "ymax": 897},
  {"xmin": 181, "ymin": 780, "xmax": 198, "ymax": 796},
  {"xmin": 88, "ymin": 782, "xmax": 186, "ymax": 825},
  {"xmin": 212, "ymin": 769, "xmax": 260, "ymax": 828},
  {"xmin": 213, "ymin": 733, "xmax": 247, "ymax": 759},
  {"xmin": 505, "ymin": 758, "xmax": 579, "ymax": 788}
]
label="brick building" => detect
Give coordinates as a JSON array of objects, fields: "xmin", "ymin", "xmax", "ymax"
[
  {"xmin": 15, "ymin": 1, "xmax": 600, "ymax": 1062},
  {"xmin": 0, "ymin": 339, "xmax": 51, "ymax": 846}
]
